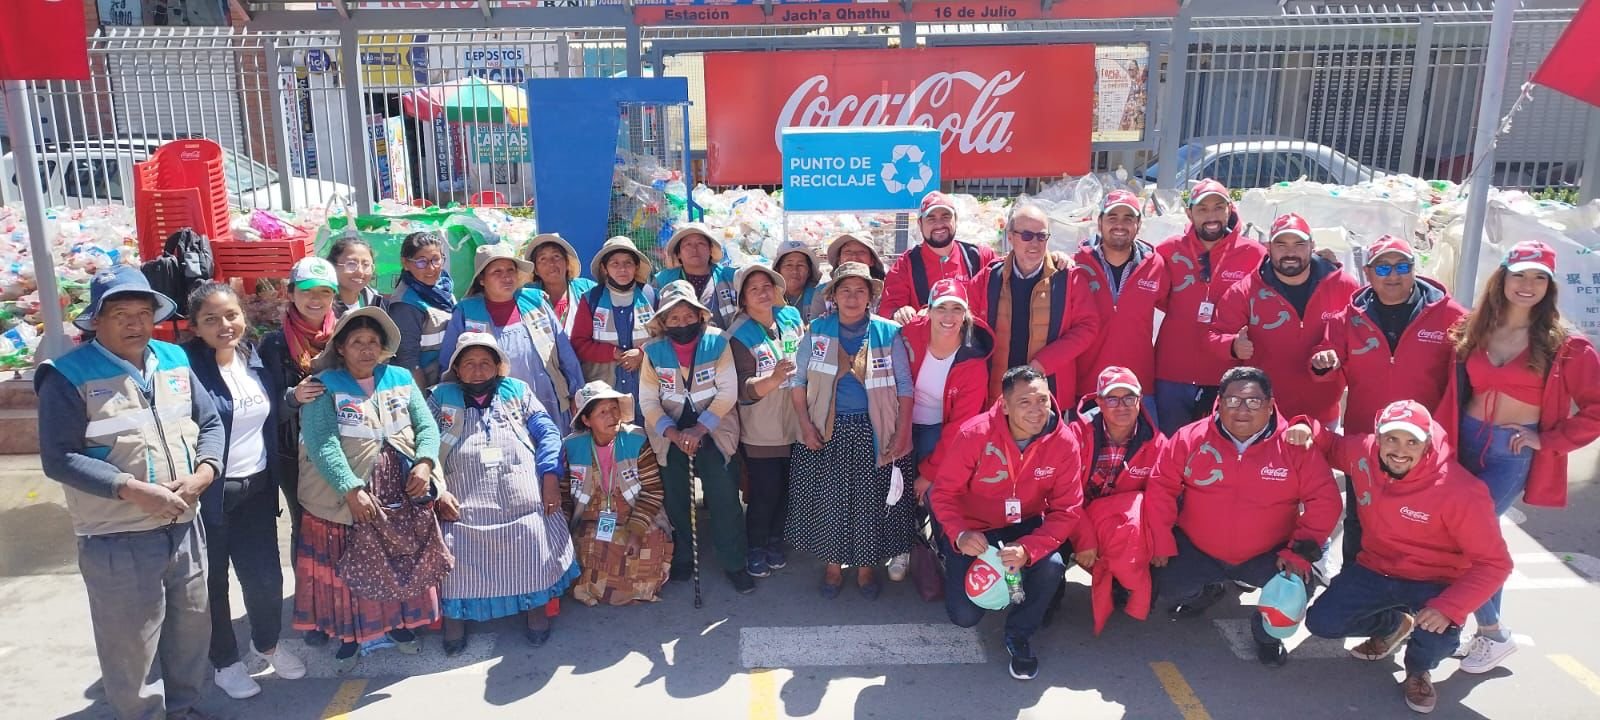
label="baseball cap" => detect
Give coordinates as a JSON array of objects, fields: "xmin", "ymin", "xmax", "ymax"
[
  {"xmin": 290, "ymin": 257, "xmax": 338, "ymax": 292},
  {"xmin": 1100, "ymin": 189, "xmax": 1143, "ymax": 217},
  {"xmin": 1269, "ymin": 213, "xmax": 1312, "ymax": 241},
  {"xmin": 1258, "ymin": 572, "xmax": 1308, "ymax": 640},
  {"xmin": 964, "ymin": 545, "xmax": 1012, "ymax": 611},
  {"xmin": 1365, "ymin": 235, "xmax": 1416, "ymax": 265},
  {"xmin": 1502, "ymin": 240, "xmax": 1556, "ymax": 275},
  {"xmin": 928, "ymin": 277, "xmax": 969, "ymax": 312},
  {"xmin": 1096, "ymin": 366, "xmax": 1142, "ymax": 397},
  {"xmin": 920, "ymin": 191, "xmax": 957, "ymax": 217},
  {"xmin": 1376, "ymin": 400, "xmax": 1432, "ymax": 442},
  {"xmin": 1188, "ymin": 179, "xmax": 1231, "ymax": 207}
]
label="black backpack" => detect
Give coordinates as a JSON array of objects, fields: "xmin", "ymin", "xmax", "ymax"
[{"xmin": 140, "ymin": 228, "xmax": 215, "ymax": 318}]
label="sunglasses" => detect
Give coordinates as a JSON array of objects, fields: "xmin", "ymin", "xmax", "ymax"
[
  {"xmin": 1371, "ymin": 262, "xmax": 1412, "ymax": 277},
  {"xmin": 407, "ymin": 257, "xmax": 444, "ymax": 270},
  {"xmin": 1099, "ymin": 395, "xmax": 1141, "ymax": 408},
  {"xmin": 1221, "ymin": 396, "xmax": 1269, "ymax": 410},
  {"xmin": 1010, "ymin": 229, "xmax": 1051, "ymax": 243}
]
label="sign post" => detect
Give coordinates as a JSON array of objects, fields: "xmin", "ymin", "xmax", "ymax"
[{"xmin": 779, "ymin": 126, "xmax": 941, "ymax": 266}]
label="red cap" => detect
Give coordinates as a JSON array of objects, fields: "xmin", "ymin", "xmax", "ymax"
[
  {"xmin": 1100, "ymin": 189, "xmax": 1142, "ymax": 217},
  {"xmin": 1188, "ymin": 179, "xmax": 1231, "ymax": 207},
  {"xmin": 1502, "ymin": 240, "xmax": 1556, "ymax": 275},
  {"xmin": 920, "ymin": 191, "xmax": 957, "ymax": 217},
  {"xmin": 1269, "ymin": 213, "xmax": 1312, "ymax": 241},
  {"xmin": 1376, "ymin": 400, "xmax": 1432, "ymax": 442},
  {"xmin": 1365, "ymin": 235, "xmax": 1416, "ymax": 265},
  {"xmin": 928, "ymin": 277, "xmax": 969, "ymax": 311},
  {"xmin": 1096, "ymin": 366, "xmax": 1142, "ymax": 397}
]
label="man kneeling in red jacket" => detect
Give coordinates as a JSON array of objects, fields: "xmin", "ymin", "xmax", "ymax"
[
  {"xmin": 930, "ymin": 366, "xmax": 1084, "ymax": 681},
  {"xmin": 1289, "ymin": 401, "xmax": 1512, "ymax": 715},
  {"xmin": 1146, "ymin": 366, "xmax": 1341, "ymax": 667}
]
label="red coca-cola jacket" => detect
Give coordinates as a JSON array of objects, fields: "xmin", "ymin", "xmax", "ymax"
[
  {"xmin": 1066, "ymin": 394, "xmax": 1163, "ymax": 634},
  {"xmin": 1146, "ymin": 410, "xmax": 1341, "ymax": 569},
  {"xmin": 904, "ymin": 315, "xmax": 997, "ymax": 480},
  {"xmin": 1072, "ymin": 238, "xmax": 1169, "ymax": 395},
  {"xmin": 1435, "ymin": 333, "xmax": 1600, "ymax": 507},
  {"xmin": 929, "ymin": 400, "xmax": 1084, "ymax": 567},
  {"xmin": 1154, "ymin": 218, "xmax": 1267, "ymax": 386},
  {"xmin": 881, "ymin": 240, "xmax": 996, "ymax": 314},
  {"xmin": 1313, "ymin": 278, "xmax": 1466, "ymax": 434},
  {"xmin": 1207, "ymin": 256, "xmax": 1362, "ymax": 424},
  {"xmin": 1310, "ymin": 423, "xmax": 1512, "ymax": 625}
]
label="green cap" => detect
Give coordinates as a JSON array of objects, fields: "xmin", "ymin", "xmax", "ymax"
[{"xmin": 290, "ymin": 257, "xmax": 338, "ymax": 291}]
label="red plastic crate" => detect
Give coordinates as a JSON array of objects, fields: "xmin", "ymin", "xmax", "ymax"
[
  {"xmin": 212, "ymin": 234, "xmax": 316, "ymax": 290},
  {"xmin": 133, "ymin": 139, "xmax": 233, "ymax": 262}
]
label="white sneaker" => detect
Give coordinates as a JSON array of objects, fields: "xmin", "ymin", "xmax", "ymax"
[
  {"xmin": 214, "ymin": 661, "xmax": 262, "ymax": 699},
  {"xmin": 254, "ymin": 645, "xmax": 308, "ymax": 680},
  {"xmin": 1459, "ymin": 633, "xmax": 1518, "ymax": 674},
  {"xmin": 887, "ymin": 553, "xmax": 911, "ymax": 582}
]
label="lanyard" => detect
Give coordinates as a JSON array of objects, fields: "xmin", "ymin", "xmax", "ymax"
[
  {"xmin": 1202, "ymin": 238, "xmax": 1239, "ymax": 305},
  {"xmin": 590, "ymin": 438, "xmax": 616, "ymax": 513}
]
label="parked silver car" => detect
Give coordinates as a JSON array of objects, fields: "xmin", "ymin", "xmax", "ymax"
[{"xmin": 1138, "ymin": 140, "xmax": 1383, "ymax": 189}]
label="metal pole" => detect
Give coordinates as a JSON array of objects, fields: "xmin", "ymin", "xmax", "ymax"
[
  {"xmin": 340, "ymin": 28, "xmax": 373, "ymax": 214},
  {"xmin": 625, "ymin": 21, "xmax": 643, "ymax": 79},
  {"xmin": 1156, "ymin": 9, "xmax": 1191, "ymax": 191},
  {"xmin": 1397, "ymin": 18, "xmax": 1435, "ymax": 178},
  {"xmin": 266, "ymin": 40, "xmax": 297, "ymax": 213},
  {"xmin": 2, "ymin": 81, "xmax": 71, "ymax": 363},
  {"xmin": 1581, "ymin": 106, "xmax": 1600, "ymax": 204},
  {"xmin": 1454, "ymin": 0, "xmax": 1517, "ymax": 306}
]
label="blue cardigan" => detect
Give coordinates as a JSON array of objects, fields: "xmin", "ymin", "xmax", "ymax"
[{"xmin": 183, "ymin": 339, "xmax": 283, "ymax": 525}]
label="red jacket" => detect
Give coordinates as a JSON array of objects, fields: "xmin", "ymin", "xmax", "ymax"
[
  {"xmin": 905, "ymin": 315, "xmax": 997, "ymax": 479},
  {"xmin": 1154, "ymin": 220, "xmax": 1267, "ymax": 385},
  {"xmin": 967, "ymin": 255, "xmax": 1101, "ymax": 403},
  {"xmin": 930, "ymin": 400, "xmax": 1085, "ymax": 567},
  {"xmin": 1314, "ymin": 278, "xmax": 1465, "ymax": 434},
  {"xmin": 1066, "ymin": 394, "xmax": 1163, "ymax": 633},
  {"xmin": 1207, "ymin": 257, "xmax": 1362, "ymax": 424},
  {"xmin": 1146, "ymin": 412, "xmax": 1341, "ymax": 567},
  {"xmin": 1436, "ymin": 333, "xmax": 1600, "ymax": 507},
  {"xmin": 1072, "ymin": 239, "xmax": 1169, "ymax": 394},
  {"xmin": 881, "ymin": 240, "xmax": 996, "ymax": 314},
  {"xmin": 1313, "ymin": 425, "xmax": 1512, "ymax": 625},
  {"xmin": 1064, "ymin": 393, "xmax": 1165, "ymax": 552}
]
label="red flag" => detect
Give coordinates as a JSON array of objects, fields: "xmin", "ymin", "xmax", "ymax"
[
  {"xmin": 1532, "ymin": 0, "xmax": 1600, "ymax": 107},
  {"xmin": 0, "ymin": 0, "xmax": 91, "ymax": 82}
]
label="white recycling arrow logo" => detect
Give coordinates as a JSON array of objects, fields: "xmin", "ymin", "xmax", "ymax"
[{"xmin": 881, "ymin": 144, "xmax": 934, "ymax": 195}]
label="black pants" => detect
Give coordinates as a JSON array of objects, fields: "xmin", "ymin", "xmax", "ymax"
[
  {"xmin": 273, "ymin": 451, "xmax": 302, "ymax": 564},
  {"xmin": 743, "ymin": 453, "xmax": 790, "ymax": 549},
  {"xmin": 204, "ymin": 473, "xmax": 285, "ymax": 668}
]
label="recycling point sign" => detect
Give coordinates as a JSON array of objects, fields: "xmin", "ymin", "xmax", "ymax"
[{"xmin": 780, "ymin": 126, "xmax": 941, "ymax": 213}]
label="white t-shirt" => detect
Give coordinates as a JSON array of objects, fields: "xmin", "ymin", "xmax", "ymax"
[
  {"xmin": 911, "ymin": 349, "xmax": 958, "ymax": 425},
  {"xmin": 219, "ymin": 354, "xmax": 270, "ymax": 478}
]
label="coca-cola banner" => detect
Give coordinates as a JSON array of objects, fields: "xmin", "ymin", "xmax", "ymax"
[{"xmin": 704, "ymin": 45, "xmax": 1095, "ymax": 185}]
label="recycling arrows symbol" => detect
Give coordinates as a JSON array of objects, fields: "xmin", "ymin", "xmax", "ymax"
[{"xmin": 881, "ymin": 144, "xmax": 935, "ymax": 195}]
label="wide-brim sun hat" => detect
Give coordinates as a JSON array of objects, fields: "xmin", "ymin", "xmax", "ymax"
[
  {"xmin": 74, "ymin": 265, "xmax": 178, "ymax": 331},
  {"xmin": 735, "ymin": 263, "xmax": 788, "ymax": 309},
  {"xmin": 470, "ymin": 243, "xmax": 535, "ymax": 292},
  {"xmin": 824, "ymin": 261, "xmax": 884, "ymax": 302},
  {"xmin": 526, "ymin": 233, "xmax": 582, "ymax": 281},
  {"xmin": 663, "ymin": 223, "xmax": 724, "ymax": 269},
  {"xmin": 827, "ymin": 232, "xmax": 882, "ymax": 270},
  {"xmin": 647, "ymin": 279, "xmax": 714, "ymax": 335},
  {"xmin": 442, "ymin": 331, "xmax": 509, "ymax": 382},
  {"xmin": 773, "ymin": 239, "xmax": 822, "ymax": 288},
  {"xmin": 571, "ymin": 380, "xmax": 637, "ymax": 432},
  {"xmin": 592, "ymin": 235, "xmax": 655, "ymax": 283},
  {"xmin": 314, "ymin": 305, "xmax": 401, "ymax": 371}
]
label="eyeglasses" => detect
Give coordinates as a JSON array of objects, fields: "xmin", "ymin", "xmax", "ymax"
[
  {"xmin": 1221, "ymin": 396, "xmax": 1269, "ymax": 410},
  {"xmin": 1099, "ymin": 395, "xmax": 1141, "ymax": 408},
  {"xmin": 337, "ymin": 260, "xmax": 374, "ymax": 273},
  {"xmin": 407, "ymin": 257, "xmax": 444, "ymax": 270},
  {"xmin": 1371, "ymin": 262, "xmax": 1413, "ymax": 277},
  {"xmin": 1010, "ymin": 229, "xmax": 1051, "ymax": 243}
]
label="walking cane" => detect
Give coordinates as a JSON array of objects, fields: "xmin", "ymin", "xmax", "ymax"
[{"xmin": 687, "ymin": 448, "xmax": 702, "ymax": 609}]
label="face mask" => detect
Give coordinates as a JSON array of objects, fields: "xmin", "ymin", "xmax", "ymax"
[
  {"xmin": 665, "ymin": 322, "xmax": 704, "ymax": 344},
  {"xmin": 606, "ymin": 277, "xmax": 635, "ymax": 291},
  {"xmin": 460, "ymin": 376, "xmax": 501, "ymax": 398}
]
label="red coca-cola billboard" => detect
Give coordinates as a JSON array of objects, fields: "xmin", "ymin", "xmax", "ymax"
[{"xmin": 703, "ymin": 45, "xmax": 1094, "ymax": 185}]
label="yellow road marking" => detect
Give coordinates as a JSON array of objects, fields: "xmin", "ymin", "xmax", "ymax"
[
  {"xmin": 321, "ymin": 679, "xmax": 368, "ymax": 719},
  {"xmin": 749, "ymin": 668, "xmax": 779, "ymax": 720},
  {"xmin": 1150, "ymin": 661, "xmax": 1213, "ymax": 720},
  {"xmin": 1550, "ymin": 654, "xmax": 1600, "ymax": 697}
]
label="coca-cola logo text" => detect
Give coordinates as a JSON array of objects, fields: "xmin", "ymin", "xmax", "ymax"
[{"xmin": 775, "ymin": 71, "xmax": 1022, "ymax": 156}]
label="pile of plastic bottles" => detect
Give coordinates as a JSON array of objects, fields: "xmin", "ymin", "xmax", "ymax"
[{"xmin": 0, "ymin": 203, "xmax": 141, "ymax": 368}]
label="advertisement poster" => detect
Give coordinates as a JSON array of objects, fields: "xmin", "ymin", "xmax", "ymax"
[
  {"xmin": 433, "ymin": 118, "xmax": 466, "ymax": 192},
  {"xmin": 367, "ymin": 114, "xmax": 392, "ymax": 199},
  {"xmin": 1093, "ymin": 45, "xmax": 1149, "ymax": 143},
  {"xmin": 464, "ymin": 46, "xmax": 528, "ymax": 84},
  {"xmin": 386, "ymin": 116, "xmax": 411, "ymax": 203}
]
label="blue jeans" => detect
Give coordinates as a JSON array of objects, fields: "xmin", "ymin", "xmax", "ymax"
[
  {"xmin": 1154, "ymin": 380, "xmax": 1218, "ymax": 438},
  {"xmin": 1306, "ymin": 563, "xmax": 1461, "ymax": 674},
  {"xmin": 939, "ymin": 518, "xmax": 1067, "ymax": 643},
  {"xmin": 1457, "ymin": 415, "xmax": 1535, "ymax": 627}
]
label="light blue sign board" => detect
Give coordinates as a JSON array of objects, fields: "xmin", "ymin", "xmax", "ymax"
[{"xmin": 780, "ymin": 127, "xmax": 941, "ymax": 213}]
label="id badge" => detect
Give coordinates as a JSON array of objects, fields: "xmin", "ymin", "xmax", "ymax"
[
  {"xmin": 1004, "ymin": 498, "xmax": 1023, "ymax": 525},
  {"xmin": 480, "ymin": 446, "xmax": 504, "ymax": 466},
  {"xmin": 595, "ymin": 510, "xmax": 618, "ymax": 543},
  {"xmin": 1197, "ymin": 301, "xmax": 1216, "ymax": 324}
]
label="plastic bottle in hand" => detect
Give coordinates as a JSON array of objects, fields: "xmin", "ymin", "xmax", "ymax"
[{"xmin": 1003, "ymin": 544, "xmax": 1025, "ymax": 605}]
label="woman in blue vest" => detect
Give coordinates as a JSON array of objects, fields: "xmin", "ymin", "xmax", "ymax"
[
  {"xmin": 525, "ymin": 233, "xmax": 597, "ymax": 337},
  {"xmin": 813, "ymin": 232, "xmax": 888, "ymax": 319},
  {"xmin": 183, "ymin": 283, "xmax": 307, "ymax": 698},
  {"xmin": 294, "ymin": 307, "xmax": 449, "ymax": 671},
  {"xmin": 388, "ymin": 231, "xmax": 456, "ymax": 388},
  {"xmin": 774, "ymin": 239, "xmax": 824, "ymax": 323},
  {"xmin": 440, "ymin": 243, "xmax": 585, "ymax": 433},
  {"xmin": 327, "ymin": 235, "xmax": 389, "ymax": 317},
  {"xmin": 652, "ymin": 223, "xmax": 740, "ymax": 329},
  {"xmin": 429, "ymin": 332, "xmax": 576, "ymax": 654},
  {"xmin": 785, "ymin": 262, "xmax": 917, "ymax": 600},
  {"xmin": 638, "ymin": 280, "xmax": 756, "ymax": 594},
  {"xmin": 564, "ymin": 381, "xmax": 674, "ymax": 606},
  {"xmin": 570, "ymin": 236, "xmax": 657, "ymax": 422}
]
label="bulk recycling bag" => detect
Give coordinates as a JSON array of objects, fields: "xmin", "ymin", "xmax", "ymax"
[{"xmin": 317, "ymin": 199, "xmax": 497, "ymax": 292}]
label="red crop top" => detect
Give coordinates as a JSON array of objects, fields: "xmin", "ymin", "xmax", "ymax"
[{"xmin": 1467, "ymin": 347, "xmax": 1544, "ymax": 405}]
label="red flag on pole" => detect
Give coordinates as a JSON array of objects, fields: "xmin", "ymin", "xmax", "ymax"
[
  {"xmin": 0, "ymin": 0, "xmax": 91, "ymax": 81},
  {"xmin": 1532, "ymin": 0, "xmax": 1600, "ymax": 107}
]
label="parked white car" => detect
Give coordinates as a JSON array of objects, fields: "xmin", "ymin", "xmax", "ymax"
[
  {"xmin": 1138, "ymin": 139, "xmax": 1384, "ymax": 189},
  {"xmin": 2, "ymin": 138, "xmax": 352, "ymax": 212}
]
